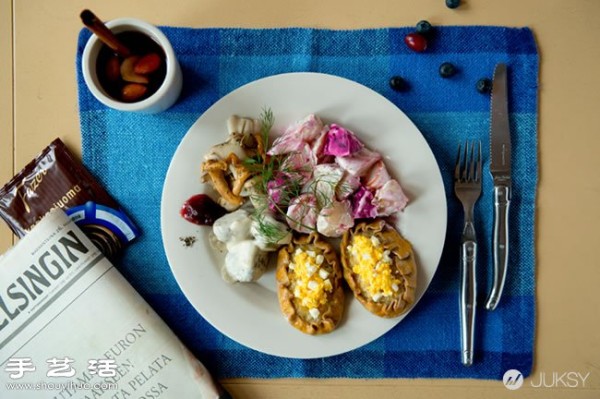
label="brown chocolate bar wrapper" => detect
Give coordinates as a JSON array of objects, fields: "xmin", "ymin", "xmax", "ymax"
[{"xmin": 0, "ymin": 138, "xmax": 138, "ymax": 257}]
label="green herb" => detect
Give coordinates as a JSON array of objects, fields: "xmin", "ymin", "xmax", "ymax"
[
  {"xmin": 303, "ymin": 175, "xmax": 338, "ymax": 209},
  {"xmin": 260, "ymin": 107, "xmax": 274, "ymax": 146},
  {"xmin": 249, "ymin": 108, "xmax": 344, "ymax": 236},
  {"xmin": 252, "ymin": 212, "xmax": 289, "ymax": 244}
]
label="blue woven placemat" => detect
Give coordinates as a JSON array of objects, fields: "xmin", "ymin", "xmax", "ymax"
[{"xmin": 76, "ymin": 26, "xmax": 538, "ymax": 379}]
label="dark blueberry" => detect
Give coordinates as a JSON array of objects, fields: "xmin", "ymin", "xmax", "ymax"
[
  {"xmin": 416, "ymin": 20, "xmax": 434, "ymax": 38},
  {"xmin": 389, "ymin": 76, "xmax": 408, "ymax": 91},
  {"xmin": 476, "ymin": 78, "xmax": 493, "ymax": 94},
  {"xmin": 404, "ymin": 32, "xmax": 428, "ymax": 52},
  {"xmin": 446, "ymin": 0, "xmax": 461, "ymax": 9},
  {"xmin": 439, "ymin": 62, "xmax": 457, "ymax": 78}
]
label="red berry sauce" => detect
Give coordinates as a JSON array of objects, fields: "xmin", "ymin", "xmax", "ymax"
[{"xmin": 180, "ymin": 194, "xmax": 227, "ymax": 226}]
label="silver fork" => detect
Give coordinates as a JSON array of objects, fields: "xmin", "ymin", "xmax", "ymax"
[{"xmin": 454, "ymin": 140, "xmax": 482, "ymax": 366}]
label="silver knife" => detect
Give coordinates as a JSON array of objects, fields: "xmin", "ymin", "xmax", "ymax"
[{"xmin": 486, "ymin": 63, "xmax": 511, "ymax": 310}]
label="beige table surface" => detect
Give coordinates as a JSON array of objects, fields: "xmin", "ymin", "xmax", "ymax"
[{"xmin": 2, "ymin": 0, "xmax": 600, "ymax": 398}]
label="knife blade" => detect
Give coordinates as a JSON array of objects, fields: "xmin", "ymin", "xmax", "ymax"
[{"xmin": 486, "ymin": 63, "xmax": 511, "ymax": 311}]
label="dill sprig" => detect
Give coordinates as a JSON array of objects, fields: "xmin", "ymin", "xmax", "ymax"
[
  {"xmin": 253, "ymin": 211, "xmax": 290, "ymax": 244},
  {"xmin": 248, "ymin": 108, "xmax": 344, "ymax": 238},
  {"xmin": 260, "ymin": 107, "xmax": 274, "ymax": 147},
  {"xmin": 241, "ymin": 107, "xmax": 275, "ymax": 172},
  {"xmin": 246, "ymin": 107, "xmax": 297, "ymax": 242}
]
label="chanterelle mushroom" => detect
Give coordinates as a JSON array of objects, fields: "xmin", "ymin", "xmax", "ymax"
[{"xmin": 201, "ymin": 115, "xmax": 267, "ymax": 210}]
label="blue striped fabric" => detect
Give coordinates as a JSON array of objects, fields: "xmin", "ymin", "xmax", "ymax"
[{"xmin": 76, "ymin": 26, "xmax": 538, "ymax": 379}]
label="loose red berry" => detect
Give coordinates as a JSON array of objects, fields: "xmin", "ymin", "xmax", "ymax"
[{"xmin": 404, "ymin": 32, "xmax": 428, "ymax": 52}]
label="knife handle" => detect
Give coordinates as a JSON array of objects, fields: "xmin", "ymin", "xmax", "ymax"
[
  {"xmin": 460, "ymin": 240, "xmax": 477, "ymax": 366},
  {"xmin": 486, "ymin": 185, "xmax": 511, "ymax": 310}
]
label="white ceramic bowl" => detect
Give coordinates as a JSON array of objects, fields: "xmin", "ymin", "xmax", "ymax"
[{"xmin": 82, "ymin": 18, "xmax": 182, "ymax": 113}]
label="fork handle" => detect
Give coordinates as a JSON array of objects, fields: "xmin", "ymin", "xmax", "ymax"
[
  {"xmin": 460, "ymin": 240, "xmax": 477, "ymax": 366},
  {"xmin": 486, "ymin": 185, "xmax": 511, "ymax": 310}
]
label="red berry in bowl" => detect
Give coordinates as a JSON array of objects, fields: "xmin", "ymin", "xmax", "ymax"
[{"xmin": 404, "ymin": 33, "xmax": 428, "ymax": 52}]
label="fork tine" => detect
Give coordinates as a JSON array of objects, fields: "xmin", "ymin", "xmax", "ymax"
[
  {"xmin": 455, "ymin": 140, "xmax": 483, "ymax": 184},
  {"xmin": 454, "ymin": 143, "xmax": 462, "ymax": 181},
  {"xmin": 468, "ymin": 141, "xmax": 475, "ymax": 181},
  {"xmin": 462, "ymin": 141, "xmax": 468, "ymax": 181},
  {"xmin": 476, "ymin": 141, "xmax": 482, "ymax": 182}
]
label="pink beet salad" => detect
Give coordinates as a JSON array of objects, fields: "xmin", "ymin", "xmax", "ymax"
[{"xmin": 266, "ymin": 114, "xmax": 409, "ymax": 237}]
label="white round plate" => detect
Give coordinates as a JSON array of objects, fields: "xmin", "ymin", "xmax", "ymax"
[{"xmin": 161, "ymin": 72, "xmax": 447, "ymax": 359}]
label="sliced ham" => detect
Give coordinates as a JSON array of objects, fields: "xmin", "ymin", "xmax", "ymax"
[
  {"xmin": 268, "ymin": 114, "xmax": 324, "ymax": 155},
  {"xmin": 317, "ymin": 200, "xmax": 354, "ymax": 238},
  {"xmin": 286, "ymin": 193, "xmax": 319, "ymax": 233},
  {"xmin": 374, "ymin": 179, "xmax": 409, "ymax": 216},
  {"xmin": 280, "ymin": 143, "xmax": 317, "ymax": 185},
  {"xmin": 303, "ymin": 163, "xmax": 344, "ymax": 207},
  {"xmin": 335, "ymin": 147, "xmax": 382, "ymax": 177},
  {"xmin": 363, "ymin": 160, "xmax": 391, "ymax": 190},
  {"xmin": 335, "ymin": 171, "xmax": 361, "ymax": 200}
]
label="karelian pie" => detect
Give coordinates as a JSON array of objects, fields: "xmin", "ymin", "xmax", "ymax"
[
  {"xmin": 275, "ymin": 233, "xmax": 345, "ymax": 335},
  {"xmin": 340, "ymin": 219, "xmax": 416, "ymax": 318}
]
